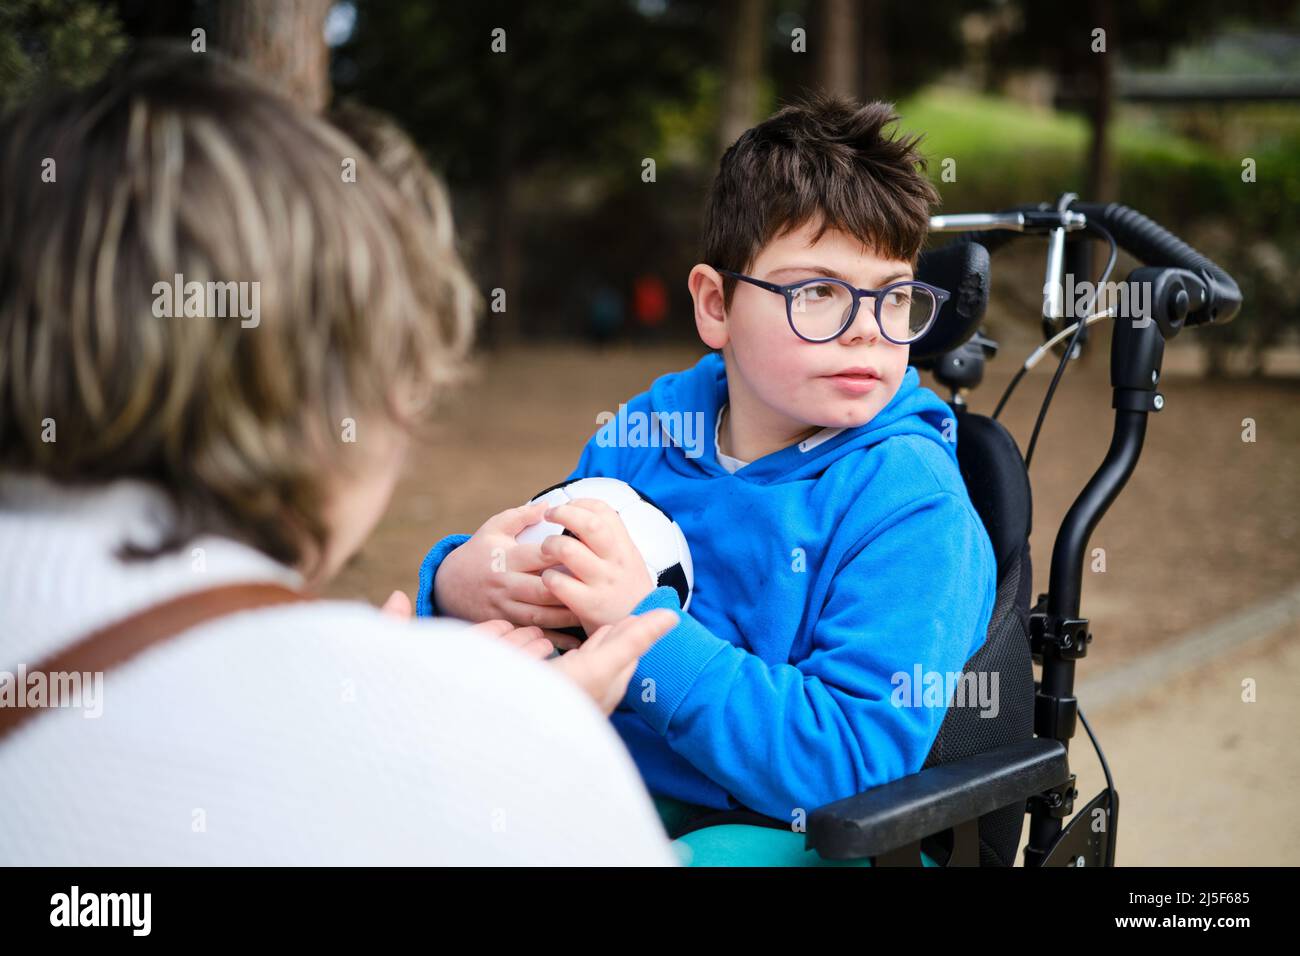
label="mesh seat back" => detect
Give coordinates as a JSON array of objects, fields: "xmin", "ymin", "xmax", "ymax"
[{"xmin": 921, "ymin": 411, "xmax": 1035, "ymax": 866}]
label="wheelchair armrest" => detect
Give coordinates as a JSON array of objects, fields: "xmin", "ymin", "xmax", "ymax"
[{"xmin": 806, "ymin": 737, "xmax": 1069, "ymax": 860}]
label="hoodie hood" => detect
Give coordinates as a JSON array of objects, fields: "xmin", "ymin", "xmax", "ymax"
[{"xmin": 647, "ymin": 351, "xmax": 956, "ymax": 484}]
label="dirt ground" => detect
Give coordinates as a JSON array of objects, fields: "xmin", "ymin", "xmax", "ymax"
[
  {"xmin": 1074, "ymin": 621, "xmax": 1300, "ymax": 866},
  {"xmin": 329, "ymin": 332, "xmax": 1300, "ymax": 865}
]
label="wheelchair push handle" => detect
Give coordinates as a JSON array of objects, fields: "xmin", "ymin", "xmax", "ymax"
[
  {"xmin": 930, "ymin": 199, "xmax": 1244, "ymax": 330},
  {"xmin": 1067, "ymin": 201, "xmax": 1242, "ymax": 327}
]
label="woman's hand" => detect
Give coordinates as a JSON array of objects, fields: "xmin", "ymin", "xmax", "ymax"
[
  {"xmin": 469, "ymin": 619, "xmax": 583, "ymax": 661},
  {"xmin": 381, "ymin": 590, "xmax": 413, "ymax": 618},
  {"xmin": 380, "ymin": 591, "xmax": 581, "ymax": 658},
  {"xmin": 551, "ymin": 609, "xmax": 678, "ymax": 715},
  {"xmin": 537, "ymin": 499, "xmax": 657, "ymax": 635},
  {"xmin": 433, "ymin": 502, "xmax": 582, "ymax": 630}
]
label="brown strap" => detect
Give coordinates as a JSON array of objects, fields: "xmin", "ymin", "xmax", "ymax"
[{"xmin": 0, "ymin": 581, "xmax": 307, "ymax": 743}]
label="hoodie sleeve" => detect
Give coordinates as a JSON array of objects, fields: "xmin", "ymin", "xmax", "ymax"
[
  {"xmin": 620, "ymin": 488, "xmax": 997, "ymax": 823},
  {"xmin": 415, "ymin": 534, "xmax": 474, "ymax": 617}
]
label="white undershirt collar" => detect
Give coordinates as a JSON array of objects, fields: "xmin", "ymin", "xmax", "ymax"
[{"xmin": 714, "ymin": 404, "xmax": 845, "ymax": 474}]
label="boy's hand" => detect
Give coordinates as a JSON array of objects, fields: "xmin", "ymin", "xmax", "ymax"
[
  {"xmin": 538, "ymin": 499, "xmax": 658, "ymax": 635},
  {"xmin": 433, "ymin": 502, "xmax": 582, "ymax": 630},
  {"xmin": 552, "ymin": 609, "xmax": 678, "ymax": 715}
]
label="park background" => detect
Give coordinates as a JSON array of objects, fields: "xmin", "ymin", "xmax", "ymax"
[{"xmin": 3, "ymin": 0, "xmax": 1298, "ymax": 865}]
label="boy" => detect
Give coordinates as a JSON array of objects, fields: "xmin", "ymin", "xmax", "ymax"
[{"xmin": 418, "ymin": 95, "xmax": 997, "ymax": 826}]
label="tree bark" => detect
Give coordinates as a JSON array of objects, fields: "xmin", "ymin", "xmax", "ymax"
[
  {"xmin": 216, "ymin": 0, "xmax": 332, "ymax": 113},
  {"xmin": 718, "ymin": 0, "xmax": 767, "ymax": 156},
  {"xmin": 859, "ymin": 0, "xmax": 889, "ymax": 99},
  {"xmin": 1085, "ymin": 0, "xmax": 1116, "ymax": 201},
  {"xmin": 817, "ymin": 0, "xmax": 859, "ymax": 100}
]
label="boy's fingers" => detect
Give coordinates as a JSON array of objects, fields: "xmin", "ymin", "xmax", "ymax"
[
  {"xmin": 483, "ymin": 501, "xmax": 550, "ymax": 537},
  {"xmin": 507, "ymin": 541, "xmax": 572, "ymax": 575},
  {"xmin": 506, "ymin": 542, "xmax": 553, "ymax": 573},
  {"xmin": 543, "ymin": 502, "xmax": 617, "ymax": 557},
  {"xmin": 503, "ymin": 570, "xmax": 568, "ymax": 606},
  {"xmin": 540, "ymin": 568, "xmax": 591, "ymax": 614},
  {"xmin": 500, "ymin": 599, "xmax": 582, "ymax": 630},
  {"xmin": 539, "ymin": 534, "xmax": 603, "ymax": 582},
  {"xmin": 565, "ymin": 498, "xmax": 619, "ymax": 519}
]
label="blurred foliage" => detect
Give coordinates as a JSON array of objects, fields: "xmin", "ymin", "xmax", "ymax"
[
  {"xmin": 900, "ymin": 85, "xmax": 1300, "ymax": 365},
  {"xmin": 0, "ymin": 0, "xmax": 1294, "ymax": 367},
  {"xmin": 0, "ymin": 0, "xmax": 127, "ymax": 110},
  {"xmin": 335, "ymin": 0, "xmax": 1005, "ymax": 190},
  {"xmin": 334, "ymin": 0, "xmax": 711, "ymax": 188},
  {"xmin": 900, "ymin": 85, "xmax": 1230, "ymax": 212},
  {"xmin": 989, "ymin": 0, "xmax": 1300, "ymax": 82}
]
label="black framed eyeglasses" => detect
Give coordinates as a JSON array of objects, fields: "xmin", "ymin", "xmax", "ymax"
[{"xmin": 719, "ymin": 270, "xmax": 950, "ymax": 345}]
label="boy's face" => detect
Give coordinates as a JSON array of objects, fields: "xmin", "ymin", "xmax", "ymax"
[{"xmin": 695, "ymin": 220, "xmax": 913, "ymax": 434}]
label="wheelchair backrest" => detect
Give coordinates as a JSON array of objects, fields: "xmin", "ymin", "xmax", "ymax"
[
  {"xmin": 955, "ymin": 409, "xmax": 1034, "ymax": 579},
  {"xmin": 920, "ymin": 409, "xmax": 1035, "ymax": 865}
]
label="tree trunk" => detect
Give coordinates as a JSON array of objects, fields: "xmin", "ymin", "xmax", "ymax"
[
  {"xmin": 817, "ymin": 0, "xmax": 859, "ymax": 100},
  {"xmin": 1204, "ymin": 338, "xmax": 1228, "ymax": 379},
  {"xmin": 859, "ymin": 0, "xmax": 889, "ymax": 98},
  {"xmin": 717, "ymin": 0, "xmax": 767, "ymax": 156},
  {"xmin": 482, "ymin": 83, "xmax": 521, "ymax": 350},
  {"xmin": 216, "ymin": 0, "xmax": 332, "ymax": 113},
  {"xmin": 486, "ymin": 156, "xmax": 521, "ymax": 349},
  {"xmin": 1085, "ymin": 0, "xmax": 1115, "ymax": 201}
]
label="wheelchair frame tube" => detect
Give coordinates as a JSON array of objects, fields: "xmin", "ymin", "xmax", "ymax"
[
  {"xmin": 1046, "ymin": 408, "xmax": 1149, "ymax": 622},
  {"xmin": 1026, "ymin": 312, "xmax": 1162, "ymax": 863},
  {"xmin": 1027, "ymin": 409, "xmax": 1147, "ymax": 857}
]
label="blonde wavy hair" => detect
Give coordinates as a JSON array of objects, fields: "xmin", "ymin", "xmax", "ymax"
[{"xmin": 0, "ymin": 46, "xmax": 477, "ymax": 567}]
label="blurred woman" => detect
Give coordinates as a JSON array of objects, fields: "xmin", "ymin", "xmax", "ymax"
[{"xmin": 0, "ymin": 47, "xmax": 676, "ymax": 865}]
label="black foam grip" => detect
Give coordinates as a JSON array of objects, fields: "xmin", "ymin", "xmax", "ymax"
[{"xmin": 1070, "ymin": 201, "xmax": 1241, "ymax": 325}]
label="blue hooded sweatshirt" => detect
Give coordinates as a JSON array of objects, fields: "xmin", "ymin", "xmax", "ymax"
[{"xmin": 416, "ymin": 352, "xmax": 997, "ymax": 822}]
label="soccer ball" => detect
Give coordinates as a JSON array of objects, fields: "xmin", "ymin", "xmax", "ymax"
[{"xmin": 516, "ymin": 477, "xmax": 695, "ymax": 618}]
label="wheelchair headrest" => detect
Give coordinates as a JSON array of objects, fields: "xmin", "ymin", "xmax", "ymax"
[
  {"xmin": 910, "ymin": 240, "xmax": 991, "ymax": 364},
  {"xmin": 956, "ymin": 411, "xmax": 1032, "ymax": 582}
]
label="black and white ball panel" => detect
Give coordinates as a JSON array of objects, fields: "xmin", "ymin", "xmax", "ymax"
[{"xmin": 515, "ymin": 477, "xmax": 694, "ymax": 613}]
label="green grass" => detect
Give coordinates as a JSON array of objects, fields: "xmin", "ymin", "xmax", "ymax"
[{"xmin": 894, "ymin": 86, "xmax": 1226, "ymax": 212}]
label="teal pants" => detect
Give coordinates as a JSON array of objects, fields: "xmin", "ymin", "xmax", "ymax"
[{"xmin": 655, "ymin": 796, "xmax": 940, "ymax": 867}]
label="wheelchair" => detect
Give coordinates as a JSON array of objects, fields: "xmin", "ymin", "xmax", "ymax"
[{"xmin": 659, "ymin": 194, "xmax": 1243, "ymax": 867}]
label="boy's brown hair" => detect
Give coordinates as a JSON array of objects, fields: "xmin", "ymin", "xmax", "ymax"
[
  {"xmin": 0, "ymin": 46, "xmax": 476, "ymax": 569},
  {"xmin": 702, "ymin": 94, "xmax": 940, "ymax": 304}
]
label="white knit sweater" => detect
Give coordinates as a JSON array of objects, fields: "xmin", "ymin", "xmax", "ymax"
[{"xmin": 0, "ymin": 475, "xmax": 675, "ymax": 866}]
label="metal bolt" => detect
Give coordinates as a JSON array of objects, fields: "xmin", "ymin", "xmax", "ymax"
[
  {"xmin": 1151, "ymin": 370, "xmax": 1159, "ymax": 385},
  {"xmin": 1075, "ymin": 856, "xmax": 1086, "ymax": 867},
  {"xmin": 1153, "ymin": 394, "xmax": 1165, "ymax": 410}
]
